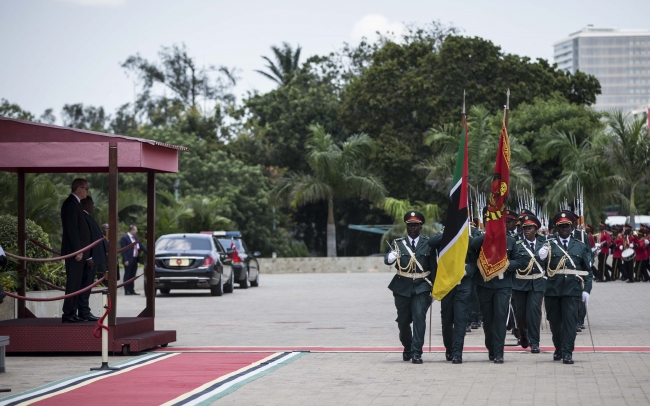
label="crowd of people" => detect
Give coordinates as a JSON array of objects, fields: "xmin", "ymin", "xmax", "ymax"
[{"xmin": 385, "ymin": 206, "xmax": 607, "ymax": 365}]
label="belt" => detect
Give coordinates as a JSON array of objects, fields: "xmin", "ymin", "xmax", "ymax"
[
  {"xmin": 397, "ymin": 270, "xmax": 431, "ymax": 280},
  {"xmin": 516, "ymin": 273, "xmax": 546, "ymax": 280},
  {"xmin": 553, "ymin": 269, "xmax": 589, "ymax": 276}
]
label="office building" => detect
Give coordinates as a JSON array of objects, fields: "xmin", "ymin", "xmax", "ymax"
[{"xmin": 554, "ymin": 26, "xmax": 650, "ymax": 112}]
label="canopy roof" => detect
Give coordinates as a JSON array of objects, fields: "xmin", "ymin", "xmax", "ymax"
[{"xmin": 0, "ymin": 117, "xmax": 187, "ymax": 173}]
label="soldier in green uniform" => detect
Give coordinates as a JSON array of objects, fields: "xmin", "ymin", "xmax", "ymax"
[
  {"xmin": 428, "ymin": 223, "xmax": 481, "ymax": 364},
  {"xmin": 468, "ymin": 218, "xmax": 483, "ymax": 331},
  {"xmin": 571, "ymin": 215, "xmax": 593, "ymax": 332},
  {"xmin": 512, "ymin": 213, "xmax": 546, "ymax": 354},
  {"xmin": 542, "ymin": 210, "xmax": 593, "ymax": 364},
  {"xmin": 385, "ymin": 211, "xmax": 435, "ymax": 364},
  {"xmin": 468, "ymin": 207, "xmax": 521, "ymax": 364}
]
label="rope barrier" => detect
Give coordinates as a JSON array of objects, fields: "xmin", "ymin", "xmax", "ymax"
[
  {"xmin": 2, "ymin": 276, "xmax": 106, "ymax": 301},
  {"xmin": 93, "ymin": 295, "xmax": 111, "ymax": 339},
  {"xmin": 5, "ymin": 238, "xmax": 106, "ymax": 262},
  {"xmin": 29, "ymin": 274, "xmax": 66, "ymax": 291},
  {"xmin": 9, "ymin": 239, "xmax": 139, "ymax": 263}
]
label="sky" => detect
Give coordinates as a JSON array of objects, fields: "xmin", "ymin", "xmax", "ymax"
[{"xmin": 1, "ymin": 0, "xmax": 649, "ymax": 123}]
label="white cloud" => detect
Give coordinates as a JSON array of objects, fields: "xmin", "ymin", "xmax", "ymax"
[
  {"xmin": 55, "ymin": 0, "xmax": 126, "ymax": 6},
  {"xmin": 350, "ymin": 14, "xmax": 404, "ymax": 43}
]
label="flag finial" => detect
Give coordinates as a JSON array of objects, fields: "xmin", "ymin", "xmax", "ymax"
[{"xmin": 506, "ymin": 89, "xmax": 510, "ymax": 110}]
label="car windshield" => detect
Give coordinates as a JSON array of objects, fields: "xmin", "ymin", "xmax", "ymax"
[
  {"xmin": 156, "ymin": 236, "xmax": 212, "ymax": 251},
  {"xmin": 218, "ymin": 239, "xmax": 245, "ymax": 253}
]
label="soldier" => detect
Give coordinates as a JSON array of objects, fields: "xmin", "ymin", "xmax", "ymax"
[
  {"xmin": 385, "ymin": 211, "xmax": 435, "ymax": 364},
  {"xmin": 632, "ymin": 226, "xmax": 649, "ymax": 282},
  {"xmin": 506, "ymin": 210, "xmax": 520, "ymax": 241},
  {"xmin": 611, "ymin": 225, "xmax": 624, "ymax": 280},
  {"xmin": 542, "ymin": 210, "xmax": 593, "ymax": 364},
  {"xmin": 512, "ymin": 213, "xmax": 546, "ymax": 354},
  {"xmin": 469, "ymin": 207, "xmax": 521, "ymax": 364},
  {"xmin": 621, "ymin": 224, "xmax": 635, "ymax": 283},
  {"xmin": 595, "ymin": 222, "xmax": 612, "ymax": 282}
]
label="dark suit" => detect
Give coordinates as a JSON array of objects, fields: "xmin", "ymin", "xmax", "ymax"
[
  {"xmin": 121, "ymin": 233, "xmax": 146, "ymax": 294},
  {"xmin": 385, "ymin": 236, "xmax": 435, "ymax": 356},
  {"xmin": 60, "ymin": 194, "xmax": 92, "ymax": 317},
  {"xmin": 77, "ymin": 212, "xmax": 108, "ymax": 317}
]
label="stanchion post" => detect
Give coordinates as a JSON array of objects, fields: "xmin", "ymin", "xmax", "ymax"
[
  {"xmin": 17, "ymin": 169, "xmax": 26, "ymax": 318},
  {"xmin": 144, "ymin": 170, "xmax": 156, "ymax": 317},
  {"xmin": 91, "ymin": 290, "xmax": 119, "ymax": 371}
]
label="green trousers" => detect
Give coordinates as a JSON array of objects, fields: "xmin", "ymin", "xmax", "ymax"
[
  {"xmin": 513, "ymin": 289, "xmax": 544, "ymax": 346},
  {"xmin": 394, "ymin": 290, "xmax": 432, "ymax": 356},
  {"xmin": 545, "ymin": 295, "xmax": 579, "ymax": 357},
  {"xmin": 440, "ymin": 277, "xmax": 471, "ymax": 357},
  {"xmin": 578, "ymin": 300, "xmax": 586, "ymax": 326},
  {"xmin": 476, "ymin": 286, "xmax": 511, "ymax": 358}
]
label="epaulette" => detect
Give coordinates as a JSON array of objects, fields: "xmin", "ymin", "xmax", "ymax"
[
  {"xmin": 516, "ymin": 240, "xmax": 524, "ymax": 245},
  {"xmin": 421, "ymin": 236, "xmax": 429, "ymax": 240},
  {"xmin": 395, "ymin": 237, "xmax": 405, "ymax": 241}
]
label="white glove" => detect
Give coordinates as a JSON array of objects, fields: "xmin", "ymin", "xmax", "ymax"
[
  {"xmin": 582, "ymin": 291, "xmax": 590, "ymax": 306},
  {"xmin": 591, "ymin": 247, "xmax": 598, "ymax": 253},
  {"xmin": 619, "ymin": 245, "xmax": 623, "ymax": 250},
  {"xmin": 645, "ymin": 239, "xmax": 649, "ymax": 245},
  {"xmin": 630, "ymin": 244, "xmax": 636, "ymax": 249},
  {"xmin": 538, "ymin": 245, "xmax": 549, "ymax": 260},
  {"xmin": 387, "ymin": 251, "xmax": 397, "ymax": 264}
]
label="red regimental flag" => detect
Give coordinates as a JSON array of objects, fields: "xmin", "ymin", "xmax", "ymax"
[
  {"xmin": 230, "ymin": 240, "xmax": 242, "ymax": 263},
  {"xmin": 477, "ymin": 114, "xmax": 511, "ymax": 281}
]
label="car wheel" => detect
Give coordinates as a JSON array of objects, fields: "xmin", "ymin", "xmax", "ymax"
[
  {"xmin": 250, "ymin": 261, "xmax": 259, "ymax": 287},
  {"xmin": 210, "ymin": 275, "xmax": 223, "ymax": 296},
  {"xmin": 224, "ymin": 270, "xmax": 234, "ymax": 293},
  {"xmin": 159, "ymin": 287, "xmax": 171, "ymax": 295},
  {"xmin": 239, "ymin": 268, "xmax": 249, "ymax": 289}
]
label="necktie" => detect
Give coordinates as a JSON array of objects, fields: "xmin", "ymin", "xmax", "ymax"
[
  {"xmin": 411, "ymin": 239, "xmax": 416, "ymax": 251},
  {"xmin": 530, "ymin": 242, "xmax": 535, "ymax": 250},
  {"xmin": 563, "ymin": 240, "xmax": 568, "ymax": 250}
]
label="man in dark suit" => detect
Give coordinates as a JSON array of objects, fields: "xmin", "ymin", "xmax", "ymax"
[
  {"xmin": 77, "ymin": 196, "xmax": 107, "ymax": 321},
  {"xmin": 60, "ymin": 178, "xmax": 92, "ymax": 323},
  {"xmin": 121, "ymin": 225, "xmax": 146, "ymax": 295}
]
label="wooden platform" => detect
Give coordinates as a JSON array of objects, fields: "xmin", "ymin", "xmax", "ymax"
[{"xmin": 0, "ymin": 317, "xmax": 175, "ymax": 354}]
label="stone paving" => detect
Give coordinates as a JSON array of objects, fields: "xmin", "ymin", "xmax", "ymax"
[{"xmin": 2, "ymin": 273, "xmax": 650, "ymax": 405}]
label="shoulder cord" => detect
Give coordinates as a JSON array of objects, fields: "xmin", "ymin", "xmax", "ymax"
[
  {"xmin": 547, "ymin": 240, "xmax": 577, "ymax": 278},
  {"xmin": 516, "ymin": 243, "xmax": 544, "ymax": 277},
  {"xmin": 394, "ymin": 240, "xmax": 418, "ymax": 273}
]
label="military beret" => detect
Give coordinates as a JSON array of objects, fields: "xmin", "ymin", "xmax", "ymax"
[
  {"xmin": 599, "ymin": 221, "xmax": 607, "ymax": 227},
  {"xmin": 521, "ymin": 213, "xmax": 541, "ymax": 229},
  {"xmin": 624, "ymin": 223, "xmax": 632, "ymax": 230},
  {"xmin": 520, "ymin": 208, "xmax": 536, "ymax": 217},
  {"xmin": 553, "ymin": 210, "xmax": 575, "ymax": 226},
  {"xmin": 585, "ymin": 224, "xmax": 594, "ymax": 232},
  {"xmin": 404, "ymin": 211, "xmax": 425, "ymax": 224}
]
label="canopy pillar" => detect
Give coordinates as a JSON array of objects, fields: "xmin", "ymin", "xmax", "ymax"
[
  {"xmin": 143, "ymin": 171, "xmax": 156, "ymax": 317},
  {"xmin": 108, "ymin": 143, "xmax": 118, "ymax": 326}
]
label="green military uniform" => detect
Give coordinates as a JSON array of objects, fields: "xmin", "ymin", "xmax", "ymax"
[
  {"xmin": 469, "ymin": 234, "xmax": 520, "ymax": 362},
  {"xmin": 428, "ymin": 228, "xmax": 476, "ymax": 363},
  {"xmin": 385, "ymin": 212, "xmax": 435, "ymax": 361},
  {"xmin": 572, "ymin": 228, "xmax": 592, "ymax": 329},
  {"xmin": 543, "ymin": 212, "xmax": 593, "ymax": 363},
  {"xmin": 512, "ymin": 232, "xmax": 547, "ymax": 351},
  {"xmin": 468, "ymin": 226, "xmax": 483, "ymax": 329}
]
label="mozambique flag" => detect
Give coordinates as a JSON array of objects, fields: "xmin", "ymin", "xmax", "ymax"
[
  {"xmin": 433, "ymin": 113, "xmax": 469, "ymax": 301},
  {"xmin": 477, "ymin": 111, "xmax": 511, "ymax": 281}
]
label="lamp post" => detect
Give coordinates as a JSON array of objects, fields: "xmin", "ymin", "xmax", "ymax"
[{"xmin": 173, "ymin": 179, "xmax": 180, "ymax": 201}]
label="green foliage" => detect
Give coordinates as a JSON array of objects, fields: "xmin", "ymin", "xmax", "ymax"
[
  {"xmin": 255, "ymin": 42, "xmax": 302, "ymax": 86},
  {"xmin": 378, "ymin": 197, "xmax": 441, "ymax": 251},
  {"xmin": 61, "ymin": 103, "xmax": 110, "ymax": 131},
  {"xmin": 0, "ymin": 214, "xmax": 63, "ymax": 291}
]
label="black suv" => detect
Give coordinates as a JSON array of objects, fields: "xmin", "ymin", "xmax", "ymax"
[
  {"xmin": 201, "ymin": 231, "xmax": 261, "ymax": 288},
  {"xmin": 154, "ymin": 233, "xmax": 235, "ymax": 296}
]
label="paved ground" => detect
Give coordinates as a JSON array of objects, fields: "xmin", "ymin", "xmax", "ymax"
[{"xmin": 3, "ymin": 273, "xmax": 650, "ymax": 405}]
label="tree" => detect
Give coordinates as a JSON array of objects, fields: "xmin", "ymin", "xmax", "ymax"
[
  {"xmin": 539, "ymin": 129, "xmax": 626, "ymax": 225},
  {"xmin": 339, "ymin": 33, "xmax": 601, "ymax": 204},
  {"xmin": 61, "ymin": 103, "xmax": 110, "ymax": 131},
  {"xmin": 602, "ymin": 110, "xmax": 650, "ymax": 226},
  {"xmin": 255, "ymin": 43, "xmax": 302, "ymax": 86},
  {"xmin": 0, "ymin": 98, "xmax": 56, "ymax": 123},
  {"xmin": 378, "ymin": 197, "xmax": 440, "ymax": 251},
  {"xmin": 420, "ymin": 106, "xmax": 533, "ymax": 198},
  {"xmin": 274, "ymin": 124, "xmax": 386, "ymax": 257}
]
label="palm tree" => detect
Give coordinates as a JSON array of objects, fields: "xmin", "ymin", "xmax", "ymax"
[
  {"xmin": 255, "ymin": 43, "xmax": 302, "ymax": 86},
  {"xmin": 181, "ymin": 196, "xmax": 232, "ymax": 232},
  {"xmin": 539, "ymin": 129, "xmax": 626, "ymax": 226},
  {"xmin": 378, "ymin": 198, "xmax": 441, "ymax": 252},
  {"xmin": 274, "ymin": 124, "xmax": 387, "ymax": 257},
  {"xmin": 602, "ymin": 110, "xmax": 650, "ymax": 226},
  {"xmin": 419, "ymin": 106, "xmax": 533, "ymax": 199}
]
